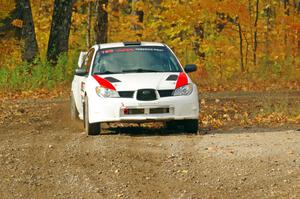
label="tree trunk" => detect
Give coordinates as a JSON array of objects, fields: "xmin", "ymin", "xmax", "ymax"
[
  {"xmin": 284, "ymin": 0, "xmax": 290, "ymax": 57},
  {"xmin": 264, "ymin": 6, "xmax": 271, "ymax": 64},
  {"xmin": 86, "ymin": 1, "xmax": 92, "ymax": 48},
  {"xmin": 94, "ymin": 0, "xmax": 108, "ymax": 44},
  {"xmin": 238, "ymin": 23, "xmax": 245, "ymax": 73},
  {"xmin": 244, "ymin": 32, "xmax": 249, "ymax": 72},
  {"xmin": 253, "ymin": 0, "xmax": 259, "ymax": 66},
  {"xmin": 216, "ymin": 13, "xmax": 245, "ymax": 72},
  {"xmin": 193, "ymin": 24, "xmax": 205, "ymax": 61},
  {"xmin": 248, "ymin": 0, "xmax": 254, "ymax": 66},
  {"xmin": 131, "ymin": 0, "xmax": 144, "ymax": 38},
  {"xmin": 296, "ymin": 0, "xmax": 300, "ymax": 50},
  {"xmin": 47, "ymin": 0, "xmax": 74, "ymax": 63},
  {"xmin": 20, "ymin": 0, "xmax": 39, "ymax": 62},
  {"xmin": 284, "ymin": 0, "xmax": 290, "ymax": 15}
]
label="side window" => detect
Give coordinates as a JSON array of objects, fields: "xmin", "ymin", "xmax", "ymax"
[{"xmin": 83, "ymin": 49, "xmax": 95, "ymax": 73}]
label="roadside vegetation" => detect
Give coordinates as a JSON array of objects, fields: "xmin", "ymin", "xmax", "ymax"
[
  {"xmin": 0, "ymin": 53, "xmax": 78, "ymax": 91},
  {"xmin": 200, "ymin": 92, "xmax": 300, "ymax": 129}
]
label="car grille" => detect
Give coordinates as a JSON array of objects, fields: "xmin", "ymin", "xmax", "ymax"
[
  {"xmin": 158, "ymin": 90, "xmax": 174, "ymax": 97},
  {"xmin": 118, "ymin": 91, "xmax": 134, "ymax": 98},
  {"xmin": 127, "ymin": 108, "xmax": 145, "ymax": 115},
  {"xmin": 136, "ymin": 89, "xmax": 157, "ymax": 101},
  {"xmin": 150, "ymin": 108, "xmax": 169, "ymax": 114},
  {"xmin": 118, "ymin": 89, "xmax": 174, "ymax": 99}
]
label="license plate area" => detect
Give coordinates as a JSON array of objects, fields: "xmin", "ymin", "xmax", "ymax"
[{"xmin": 121, "ymin": 107, "xmax": 172, "ymax": 116}]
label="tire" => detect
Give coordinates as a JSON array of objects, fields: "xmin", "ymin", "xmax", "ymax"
[
  {"xmin": 70, "ymin": 93, "xmax": 79, "ymax": 121},
  {"xmin": 182, "ymin": 119, "xmax": 199, "ymax": 134},
  {"xmin": 84, "ymin": 96, "xmax": 101, "ymax": 135},
  {"xmin": 164, "ymin": 121, "xmax": 178, "ymax": 131}
]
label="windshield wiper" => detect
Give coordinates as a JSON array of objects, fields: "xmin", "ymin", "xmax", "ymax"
[
  {"xmin": 122, "ymin": 68, "xmax": 162, "ymax": 73},
  {"xmin": 93, "ymin": 71, "xmax": 117, "ymax": 75}
]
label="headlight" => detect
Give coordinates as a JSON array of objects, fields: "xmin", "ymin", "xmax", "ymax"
[
  {"xmin": 95, "ymin": 86, "xmax": 120, "ymax": 98},
  {"xmin": 173, "ymin": 83, "xmax": 193, "ymax": 96}
]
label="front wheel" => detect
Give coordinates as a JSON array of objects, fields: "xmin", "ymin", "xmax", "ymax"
[
  {"xmin": 84, "ymin": 96, "xmax": 101, "ymax": 135},
  {"xmin": 164, "ymin": 121, "xmax": 178, "ymax": 131},
  {"xmin": 182, "ymin": 119, "xmax": 199, "ymax": 134},
  {"xmin": 165, "ymin": 119, "xmax": 199, "ymax": 134}
]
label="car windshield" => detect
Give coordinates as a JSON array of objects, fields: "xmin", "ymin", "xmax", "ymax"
[{"xmin": 92, "ymin": 46, "xmax": 182, "ymax": 74}]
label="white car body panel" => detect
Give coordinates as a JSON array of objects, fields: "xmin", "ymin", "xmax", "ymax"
[
  {"xmin": 102, "ymin": 73, "xmax": 177, "ymax": 90},
  {"xmin": 71, "ymin": 42, "xmax": 199, "ymax": 124}
]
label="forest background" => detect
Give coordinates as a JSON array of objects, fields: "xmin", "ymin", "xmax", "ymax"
[{"xmin": 0, "ymin": 0, "xmax": 300, "ymax": 94}]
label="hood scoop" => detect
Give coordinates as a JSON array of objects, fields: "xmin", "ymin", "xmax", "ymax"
[
  {"xmin": 166, "ymin": 75, "xmax": 178, "ymax": 81},
  {"xmin": 105, "ymin": 77, "xmax": 121, "ymax": 83}
]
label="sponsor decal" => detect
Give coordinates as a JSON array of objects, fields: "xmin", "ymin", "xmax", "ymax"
[
  {"xmin": 100, "ymin": 47, "xmax": 165, "ymax": 54},
  {"xmin": 93, "ymin": 75, "xmax": 116, "ymax": 90},
  {"xmin": 102, "ymin": 49, "xmax": 114, "ymax": 54},
  {"xmin": 115, "ymin": 48, "xmax": 135, "ymax": 53},
  {"xmin": 135, "ymin": 48, "xmax": 165, "ymax": 52},
  {"xmin": 175, "ymin": 72, "xmax": 188, "ymax": 88}
]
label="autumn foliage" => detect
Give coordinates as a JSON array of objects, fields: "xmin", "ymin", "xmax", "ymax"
[{"xmin": 0, "ymin": 0, "xmax": 300, "ymax": 90}]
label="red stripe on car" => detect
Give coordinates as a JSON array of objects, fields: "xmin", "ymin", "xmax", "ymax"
[
  {"xmin": 93, "ymin": 75, "xmax": 116, "ymax": 90},
  {"xmin": 175, "ymin": 72, "xmax": 188, "ymax": 88}
]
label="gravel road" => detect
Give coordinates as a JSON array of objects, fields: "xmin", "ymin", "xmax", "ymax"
[{"xmin": 0, "ymin": 94, "xmax": 299, "ymax": 199}]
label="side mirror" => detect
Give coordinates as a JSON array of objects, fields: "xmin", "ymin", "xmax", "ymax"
[
  {"xmin": 78, "ymin": 51, "xmax": 87, "ymax": 68},
  {"xmin": 184, "ymin": 64, "xmax": 197, "ymax": 73},
  {"xmin": 75, "ymin": 68, "xmax": 88, "ymax": 76}
]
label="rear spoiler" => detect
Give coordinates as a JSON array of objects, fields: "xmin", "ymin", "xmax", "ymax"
[{"xmin": 78, "ymin": 51, "xmax": 87, "ymax": 68}]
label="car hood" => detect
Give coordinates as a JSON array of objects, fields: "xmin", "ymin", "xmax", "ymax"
[{"xmin": 97, "ymin": 73, "xmax": 183, "ymax": 91}]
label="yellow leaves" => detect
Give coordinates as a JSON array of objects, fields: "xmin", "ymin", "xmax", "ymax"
[
  {"xmin": 73, "ymin": 0, "xmax": 96, "ymax": 9},
  {"xmin": 134, "ymin": 1, "xmax": 145, "ymax": 12},
  {"xmin": 200, "ymin": 94, "xmax": 300, "ymax": 130},
  {"xmin": 201, "ymin": 114, "xmax": 224, "ymax": 129},
  {"xmin": 0, "ymin": 87, "xmax": 66, "ymax": 102},
  {"xmin": 254, "ymin": 113, "xmax": 289, "ymax": 125},
  {"xmin": 295, "ymin": 115, "xmax": 300, "ymax": 124},
  {"xmin": 118, "ymin": 0, "xmax": 126, "ymax": 5},
  {"xmin": 0, "ymin": 0, "xmax": 15, "ymax": 20},
  {"xmin": 11, "ymin": 19, "xmax": 23, "ymax": 28},
  {"xmin": 0, "ymin": 39, "xmax": 21, "ymax": 68},
  {"xmin": 72, "ymin": 12, "xmax": 87, "ymax": 26}
]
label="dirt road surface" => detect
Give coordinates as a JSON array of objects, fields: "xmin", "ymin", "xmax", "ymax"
[{"xmin": 0, "ymin": 93, "xmax": 299, "ymax": 199}]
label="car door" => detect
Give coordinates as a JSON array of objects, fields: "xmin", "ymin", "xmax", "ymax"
[{"xmin": 72, "ymin": 48, "xmax": 95, "ymax": 118}]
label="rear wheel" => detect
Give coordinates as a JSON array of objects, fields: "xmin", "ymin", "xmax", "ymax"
[{"xmin": 84, "ymin": 96, "xmax": 101, "ymax": 135}]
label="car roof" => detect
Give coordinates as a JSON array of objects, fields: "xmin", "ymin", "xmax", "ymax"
[{"xmin": 93, "ymin": 42, "xmax": 165, "ymax": 50}]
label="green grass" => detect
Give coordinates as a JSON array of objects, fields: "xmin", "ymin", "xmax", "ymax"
[{"xmin": 0, "ymin": 53, "xmax": 78, "ymax": 92}]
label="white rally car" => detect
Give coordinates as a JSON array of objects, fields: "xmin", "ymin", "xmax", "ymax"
[{"xmin": 71, "ymin": 42, "xmax": 199, "ymax": 135}]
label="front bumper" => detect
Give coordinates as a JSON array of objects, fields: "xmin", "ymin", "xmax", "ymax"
[{"xmin": 88, "ymin": 88, "xmax": 199, "ymax": 123}]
